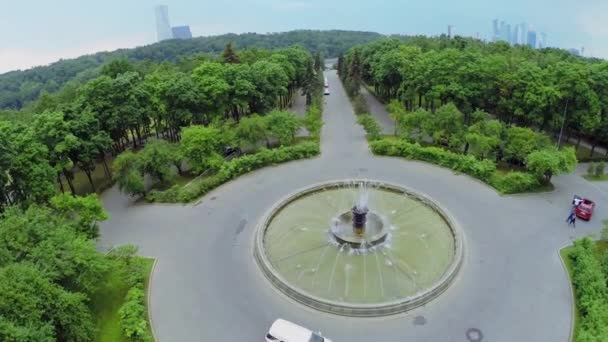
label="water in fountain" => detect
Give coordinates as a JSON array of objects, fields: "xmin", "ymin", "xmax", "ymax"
[{"xmin": 262, "ymin": 181, "xmax": 456, "ymax": 307}]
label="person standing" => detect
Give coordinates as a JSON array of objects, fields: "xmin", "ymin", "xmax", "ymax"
[{"xmin": 566, "ymin": 210, "xmax": 576, "ymax": 227}]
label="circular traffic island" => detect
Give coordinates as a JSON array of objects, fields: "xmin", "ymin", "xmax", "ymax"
[{"xmin": 254, "ymin": 180, "xmax": 464, "ymax": 316}]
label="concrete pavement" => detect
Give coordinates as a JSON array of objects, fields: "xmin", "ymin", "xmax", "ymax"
[{"xmin": 98, "ymin": 69, "xmax": 608, "ymax": 342}]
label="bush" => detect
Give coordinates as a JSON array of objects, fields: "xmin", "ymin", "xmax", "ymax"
[
  {"xmin": 357, "ymin": 114, "xmax": 382, "ymax": 141},
  {"xmin": 489, "ymin": 172, "xmax": 541, "ymax": 194},
  {"xmin": 303, "ymin": 95, "xmax": 323, "ymax": 141},
  {"xmin": 588, "ymin": 163, "xmax": 597, "ymax": 176},
  {"xmin": 370, "ymin": 139, "xmax": 496, "ymax": 181},
  {"xmin": 568, "ymin": 238, "xmax": 608, "ymax": 341},
  {"xmin": 118, "ymin": 287, "xmax": 152, "ymax": 342},
  {"xmin": 147, "ymin": 142, "xmax": 320, "ymax": 203},
  {"xmin": 352, "ymin": 95, "xmax": 368, "ymax": 115},
  {"xmin": 595, "ymin": 162, "xmax": 605, "ymax": 177}
]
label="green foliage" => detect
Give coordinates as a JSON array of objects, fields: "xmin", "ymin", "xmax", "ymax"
[
  {"xmin": 526, "ymin": 147, "xmax": 578, "ymax": 183},
  {"xmin": 148, "ymin": 142, "xmax": 320, "ymax": 203},
  {"xmin": 568, "ymin": 238, "xmax": 608, "ymax": 341},
  {"xmin": 488, "ymin": 172, "xmax": 541, "ymax": 194},
  {"xmin": 1, "ymin": 30, "xmax": 381, "ymax": 110},
  {"xmin": 357, "ymin": 114, "xmax": 382, "ymax": 141},
  {"xmin": 600, "ymin": 220, "xmax": 608, "ymax": 242},
  {"xmin": 302, "ymin": 98, "xmax": 323, "ymax": 141},
  {"xmin": 180, "ymin": 125, "xmax": 224, "ymax": 173},
  {"xmin": 588, "ymin": 163, "xmax": 596, "ymax": 177},
  {"xmin": 0, "ymin": 197, "xmax": 112, "ymax": 342},
  {"xmin": 265, "ymin": 111, "xmax": 301, "ymax": 146},
  {"xmin": 465, "ymin": 119, "xmax": 504, "ymax": 159},
  {"xmin": 595, "ymin": 162, "xmax": 605, "ymax": 177},
  {"xmin": 113, "ymin": 151, "xmax": 146, "ymax": 197},
  {"xmin": 370, "ymin": 139, "xmax": 496, "ymax": 181},
  {"xmin": 50, "ymin": 193, "xmax": 109, "ymax": 239},
  {"xmin": 235, "ymin": 114, "xmax": 269, "ymax": 149},
  {"xmin": 118, "ymin": 287, "xmax": 152, "ymax": 342},
  {"xmin": 138, "ymin": 140, "xmax": 174, "ymax": 183}
]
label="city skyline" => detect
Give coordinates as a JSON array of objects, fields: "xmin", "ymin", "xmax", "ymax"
[{"xmin": 1, "ymin": 0, "xmax": 607, "ymax": 73}]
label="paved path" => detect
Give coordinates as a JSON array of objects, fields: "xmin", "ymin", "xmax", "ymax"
[
  {"xmin": 360, "ymin": 86, "xmax": 395, "ymax": 135},
  {"xmin": 99, "ymin": 69, "xmax": 608, "ymax": 342}
]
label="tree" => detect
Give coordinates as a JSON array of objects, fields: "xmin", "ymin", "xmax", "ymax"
[
  {"xmin": 221, "ymin": 42, "xmax": 241, "ymax": 64},
  {"xmin": 503, "ymin": 126, "xmax": 548, "ymax": 164},
  {"xmin": 50, "ymin": 194, "xmax": 109, "ymax": 239},
  {"xmin": 314, "ymin": 52, "xmax": 323, "ymax": 74},
  {"xmin": 113, "ymin": 151, "xmax": 146, "ymax": 197},
  {"xmin": 265, "ymin": 111, "xmax": 300, "ymax": 146},
  {"xmin": 526, "ymin": 147, "xmax": 577, "ymax": 183},
  {"xmin": 101, "ymin": 59, "xmax": 135, "ymax": 78},
  {"xmin": 424, "ymin": 103, "xmax": 464, "ymax": 149},
  {"xmin": 465, "ymin": 119, "xmax": 503, "ymax": 159},
  {"xmin": 386, "ymin": 99, "xmax": 406, "ymax": 136},
  {"xmin": 399, "ymin": 108, "xmax": 430, "ymax": 143},
  {"xmin": 0, "ymin": 263, "xmax": 94, "ymax": 342},
  {"xmin": 180, "ymin": 126, "xmax": 225, "ymax": 173},
  {"xmin": 235, "ymin": 114, "xmax": 269, "ymax": 149},
  {"xmin": 138, "ymin": 140, "xmax": 174, "ymax": 184}
]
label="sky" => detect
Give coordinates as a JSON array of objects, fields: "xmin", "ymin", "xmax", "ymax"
[{"xmin": 1, "ymin": 0, "xmax": 607, "ymax": 74}]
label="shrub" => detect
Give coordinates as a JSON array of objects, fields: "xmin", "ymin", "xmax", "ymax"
[
  {"xmin": 118, "ymin": 287, "xmax": 152, "ymax": 342},
  {"xmin": 568, "ymin": 238, "xmax": 608, "ymax": 341},
  {"xmin": 357, "ymin": 114, "xmax": 382, "ymax": 141},
  {"xmin": 147, "ymin": 142, "xmax": 320, "ymax": 203},
  {"xmin": 588, "ymin": 163, "xmax": 596, "ymax": 177},
  {"xmin": 489, "ymin": 172, "xmax": 541, "ymax": 194},
  {"xmin": 303, "ymin": 96, "xmax": 323, "ymax": 141},
  {"xmin": 595, "ymin": 162, "xmax": 605, "ymax": 177},
  {"xmin": 370, "ymin": 139, "xmax": 496, "ymax": 181}
]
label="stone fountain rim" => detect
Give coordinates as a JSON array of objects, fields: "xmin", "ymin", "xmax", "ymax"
[{"xmin": 253, "ymin": 179, "xmax": 465, "ymax": 317}]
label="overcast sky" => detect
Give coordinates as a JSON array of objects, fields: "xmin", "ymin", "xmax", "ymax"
[{"xmin": 1, "ymin": 0, "xmax": 607, "ymax": 74}]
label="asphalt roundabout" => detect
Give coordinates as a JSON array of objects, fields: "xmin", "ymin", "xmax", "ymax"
[{"xmin": 253, "ymin": 179, "xmax": 464, "ymax": 316}]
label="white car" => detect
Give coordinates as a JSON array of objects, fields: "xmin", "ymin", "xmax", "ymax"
[
  {"xmin": 265, "ymin": 319, "xmax": 331, "ymax": 342},
  {"xmin": 324, "ymin": 88, "xmax": 330, "ymax": 95}
]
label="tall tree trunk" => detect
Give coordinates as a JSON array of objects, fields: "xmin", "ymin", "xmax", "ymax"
[
  {"xmin": 84, "ymin": 169, "xmax": 96, "ymax": 193},
  {"xmin": 63, "ymin": 170, "xmax": 76, "ymax": 196},
  {"xmin": 590, "ymin": 144, "xmax": 597, "ymax": 157},
  {"xmin": 57, "ymin": 173, "xmax": 65, "ymax": 194},
  {"xmin": 576, "ymin": 136, "xmax": 582, "ymax": 150},
  {"xmin": 463, "ymin": 142, "xmax": 470, "ymax": 155},
  {"xmin": 101, "ymin": 156, "xmax": 112, "ymax": 179}
]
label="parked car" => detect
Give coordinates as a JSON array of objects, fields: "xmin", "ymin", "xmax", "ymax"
[
  {"xmin": 324, "ymin": 88, "xmax": 330, "ymax": 95},
  {"xmin": 575, "ymin": 198, "xmax": 595, "ymax": 220},
  {"xmin": 223, "ymin": 146, "xmax": 241, "ymax": 158},
  {"xmin": 265, "ymin": 319, "xmax": 331, "ymax": 342}
]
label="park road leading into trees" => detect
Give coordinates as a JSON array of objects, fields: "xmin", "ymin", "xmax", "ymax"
[{"xmin": 97, "ymin": 65, "xmax": 608, "ymax": 342}]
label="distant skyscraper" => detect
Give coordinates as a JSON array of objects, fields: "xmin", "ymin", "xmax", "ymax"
[
  {"xmin": 155, "ymin": 5, "xmax": 173, "ymax": 42},
  {"xmin": 527, "ymin": 30, "xmax": 537, "ymax": 49},
  {"xmin": 172, "ymin": 26, "xmax": 192, "ymax": 40},
  {"xmin": 492, "ymin": 19, "xmax": 499, "ymax": 41},
  {"xmin": 517, "ymin": 23, "xmax": 528, "ymax": 45}
]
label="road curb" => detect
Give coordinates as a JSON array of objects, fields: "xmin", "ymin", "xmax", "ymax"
[
  {"xmin": 146, "ymin": 257, "xmax": 159, "ymax": 342},
  {"xmin": 253, "ymin": 179, "xmax": 464, "ymax": 317}
]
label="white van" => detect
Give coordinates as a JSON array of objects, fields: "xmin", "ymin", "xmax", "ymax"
[{"xmin": 265, "ymin": 319, "xmax": 332, "ymax": 342}]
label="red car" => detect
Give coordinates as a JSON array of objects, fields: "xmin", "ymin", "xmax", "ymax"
[{"xmin": 575, "ymin": 198, "xmax": 595, "ymax": 220}]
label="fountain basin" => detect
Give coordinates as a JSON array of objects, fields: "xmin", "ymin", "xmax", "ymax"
[{"xmin": 254, "ymin": 180, "xmax": 464, "ymax": 317}]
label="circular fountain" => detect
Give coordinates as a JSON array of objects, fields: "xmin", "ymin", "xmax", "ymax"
[{"xmin": 254, "ymin": 180, "xmax": 463, "ymax": 316}]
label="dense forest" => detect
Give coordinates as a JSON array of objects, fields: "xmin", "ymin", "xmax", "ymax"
[
  {"xmin": 0, "ymin": 30, "xmax": 381, "ymax": 110},
  {"xmin": 0, "ymin": 43, "xmax": 322, "ymax": 340},
  {"xmin": 340, "ymin": 36, "xmax": 608, "ymax": 154}
]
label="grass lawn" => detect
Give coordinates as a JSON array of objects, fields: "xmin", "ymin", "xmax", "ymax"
[
  {"xmin": 583, "ymin": 174, "xmax": 608, "ymax": 182},
  {"xmin": 59, "ymin": 159, "xmax": 115, "ymax": 196},
  {"xmin": 563, "ymin": 142, "xmax": 606, "ymax": 160},
  {"xmin": 559, "ymin": 241, "xmax": 608, "ymax": 341},
  {"xmin": 91, "ymin": 258, "xmax": 155, "ymax": 342}
]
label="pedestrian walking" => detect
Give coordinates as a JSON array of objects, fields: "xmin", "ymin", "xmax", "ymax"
[
  {"xmin": 570, "ymin": 214, "xmax": 576, "ymax": 228},
  {"xmin": 566, "ymin": 211, "xmax": 575, "ymax": 224}
]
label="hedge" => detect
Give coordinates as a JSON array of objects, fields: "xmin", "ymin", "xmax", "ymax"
[
  {"xmin": 357, "ymin": 114, "xmax": 382, "ymax": 141},
  {"xmin": 370, "ymin": 139, "xmax": 496, "ymax": 181},
  {"xmin": 118, "ymin": 287, "xmax": 152, "ymax": 342},
  {"xmin": 568, "ymin": 238, "xmax": 608, "ymax": 341},
  {"xmin": 148, "ymin": 142, "xmax": 320, "ymax": 203},
  {"xmin": 488, "ymin": 172, "xmax": 541, "ymax": 194}
]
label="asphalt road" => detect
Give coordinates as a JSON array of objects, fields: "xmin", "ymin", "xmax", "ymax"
[{"xmin": 100, "ymin": 69, "xmax": 607, "ymax": 342}]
